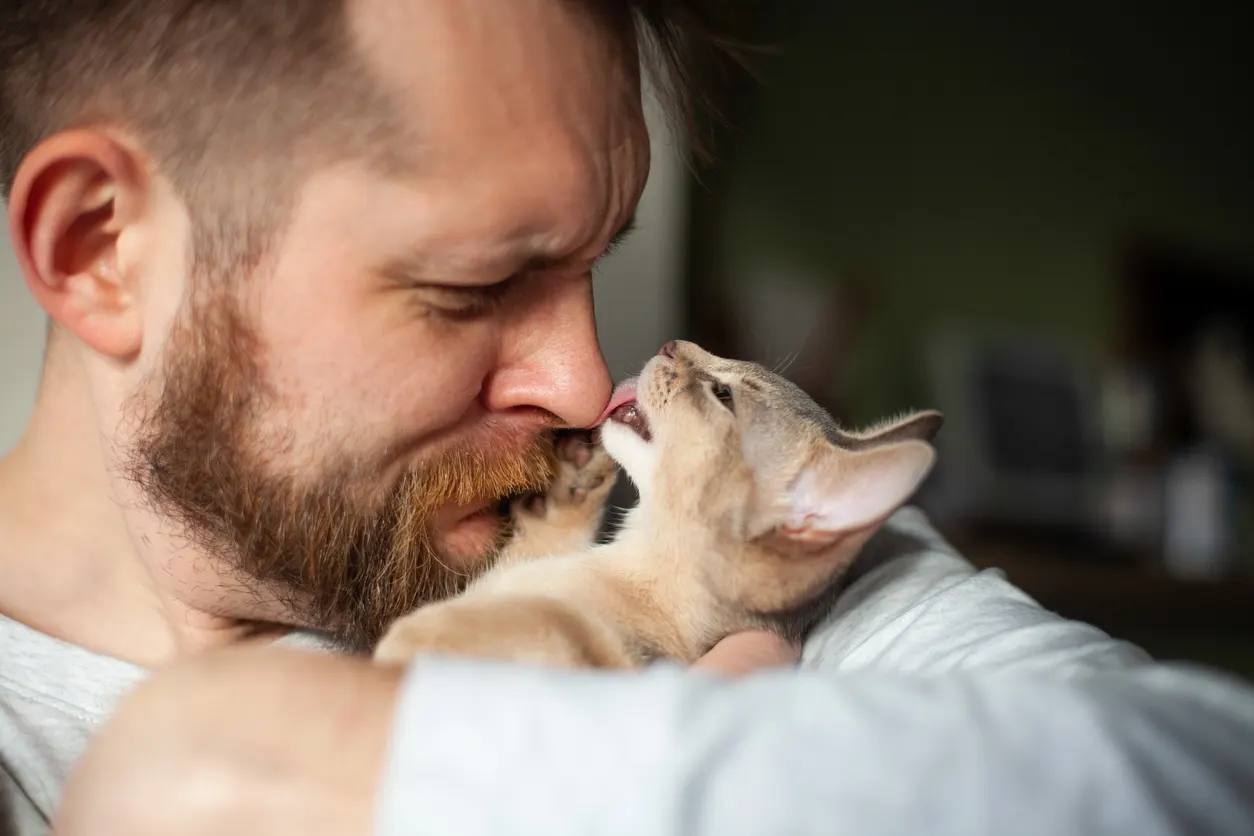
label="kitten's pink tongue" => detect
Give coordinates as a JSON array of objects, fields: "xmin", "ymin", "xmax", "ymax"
[{"xmin": 593, "ymin": 377, "xmax": 638, "ymax": 427}]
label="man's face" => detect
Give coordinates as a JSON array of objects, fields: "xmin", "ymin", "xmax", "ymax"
[{"xmin": 125, "ymin": 0, "xmax": 650, "ymax": 649}]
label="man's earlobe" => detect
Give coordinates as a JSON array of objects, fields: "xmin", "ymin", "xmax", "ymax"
[{"xmin": 8, "ymin": 129, "xmax": 148, "ymax": 362}]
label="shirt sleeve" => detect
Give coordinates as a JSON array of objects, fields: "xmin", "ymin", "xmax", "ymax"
[
  {"xmin": 803, "ymin": 507, "xmax": 1153, "ymax": 675},
  {"xmin": 372, "ymin": 507, "xmax": 1252, "ymax": 836},
  {"xmin": 373, "ymin": 660, "xmax": 1254, "ymax": 836}
]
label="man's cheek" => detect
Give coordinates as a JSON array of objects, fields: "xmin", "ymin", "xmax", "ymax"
[{"xmin": 387, "ymin": 340, "xmax": 497, "ymax": 422}]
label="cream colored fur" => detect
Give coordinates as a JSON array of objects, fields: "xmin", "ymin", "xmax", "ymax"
[{"xmin": 373, "ymin": 341, "xmax": 943, "ymax": 669}]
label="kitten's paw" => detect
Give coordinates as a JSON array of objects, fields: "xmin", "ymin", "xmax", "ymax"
[
  {"xmin": 517, "ymin": 430, "xmax": 618, "ymax": 520},
  {"xmin": 505, "ymin": 430, "xmax": 618, "ymax": 560}
]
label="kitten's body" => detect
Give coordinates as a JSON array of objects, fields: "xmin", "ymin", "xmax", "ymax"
[{"xmin": 374, "ymin": 341, "xmax": 942, "ymax": 669}]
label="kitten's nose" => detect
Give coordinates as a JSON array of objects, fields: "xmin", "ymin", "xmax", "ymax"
[{"xmin": 659, "ymin": 340, "xmax": 678, "ymax": 358}]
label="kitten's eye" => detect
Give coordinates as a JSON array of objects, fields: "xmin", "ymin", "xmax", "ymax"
[{"xmin": 710, "ymin": 381, "xmax": 736, "ymax": 413}]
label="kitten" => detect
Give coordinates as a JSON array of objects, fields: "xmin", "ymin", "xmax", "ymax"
[{"xmin": 373, "ymin": 340, "xmax": 943, "ymax": 668}]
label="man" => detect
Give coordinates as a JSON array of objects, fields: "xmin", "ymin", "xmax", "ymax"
[{"xmin": 1, "ymin": 1, "xmax": 1253, "ymax": 835}]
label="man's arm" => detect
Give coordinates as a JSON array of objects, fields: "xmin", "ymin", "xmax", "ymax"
[
  {"xmin": 52, "ymin": 648, "xmax": 403, "ymax": 836},
  {"xmin": 54, "ymin": 642, "xmax": 1254, "ymax": 836},
  {"xmin": 805, "ymin": 507, "xmax": 1153, "ymax": 676},
  {"xmin": 369, "ymin": 494, "xmax": 1250, "ymax": 836},
  {"xmin": 53, "ymin": 509, "xmax": 1252, "ymax": 836},
  {"xmin": 376, "ymin": 657, "xmax": 1254, "ymax": 836},
  {"xmin": 47, "ymin": 632, "xmax": 797, "ymax": 836}
]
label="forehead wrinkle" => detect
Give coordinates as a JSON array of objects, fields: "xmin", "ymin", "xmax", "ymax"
[
  {"xmin": 522, "ymin": 209, "xmax": 639, "ymax": 270},
  {"xmin": 351, "ymin": 0, "xmax": 640, "ymax": 161},
  {"xmin": 346, "ymin": 1, "xmax": 649, "ymax": 282},
  {"xmin": 381, "ymin": 209, "xmax": 640, "ymax": 282},
  {"xmin": 396, "ymin": 119, "xmax": 645, "ymax": 283}
]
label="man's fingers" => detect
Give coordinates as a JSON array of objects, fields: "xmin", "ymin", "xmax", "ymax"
[{"xmin": 691, "ymin": 630, "xmax": 801, "ymax": 677}]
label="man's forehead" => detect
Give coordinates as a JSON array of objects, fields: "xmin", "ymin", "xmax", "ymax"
[
  {"xmin": 318, "ymin": 0, "xmax": 650, "ymax": 279},
  {"xmin": 350, "ymin": 4, "xmax": 643, "ymax": 170},
  {"xmin": 348, "ymin": 0, "xmax": 641, "ymax": 119}
]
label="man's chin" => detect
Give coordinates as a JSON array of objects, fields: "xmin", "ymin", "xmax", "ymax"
[{"xmin": 434, "ymin": 505, "xmax": 507, "ymax": 573}]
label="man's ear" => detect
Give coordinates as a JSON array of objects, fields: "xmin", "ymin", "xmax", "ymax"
[
  {"xmin": 7, "ymin": 129, "xmax": 149, "ymax": 361},
  {"xmin": 757, "ymin": 440, "xmax": 936, "ymax": 553}
]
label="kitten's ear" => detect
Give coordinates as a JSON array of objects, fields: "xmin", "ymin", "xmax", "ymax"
[
  {"xmin": 762, "ymin": 440, "xmax": 936, "ymax": 553},
  {"xmin": 834, "ymin": 410, "xmax": 944, "ymax": 450}
]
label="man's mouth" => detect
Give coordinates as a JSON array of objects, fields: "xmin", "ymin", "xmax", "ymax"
[
  {"xmin": 436, "ymin": 497, "xmax": 502, "ymax": 530},
  {"xmin": 597, "ymin": 377, "xmax": 652, "ymax": 441}
]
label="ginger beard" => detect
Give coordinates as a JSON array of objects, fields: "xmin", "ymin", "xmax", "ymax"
[{"xmin": 123, "ymin": 289, "xmax": 557, "ymax": 652}]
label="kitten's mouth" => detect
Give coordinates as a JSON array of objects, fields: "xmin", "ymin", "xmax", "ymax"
[
  {"xmin": 609, "ymin": 401, "xmax": 652, "ymax": 441},
  {"xmin": 596, "ymin": 377, "xmax": 652, "ymax": 441}
]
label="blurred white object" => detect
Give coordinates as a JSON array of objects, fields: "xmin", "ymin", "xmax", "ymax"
[
  {"xmin": 1162, "ymin": 448, "xmax": 1233, "ymax": 579},
  {"xmin": 1189, "ymin": 322, "xmax": 1254, "ymax": 464},
  {"xmin": 1100, "ymin": 366, "xmax": 1157, "ymax": 455},
  {"xmin": 1101, "ymin": 465, "xmax": 1162, "ymax": 554}
]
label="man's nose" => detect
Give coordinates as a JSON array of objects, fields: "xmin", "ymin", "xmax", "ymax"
[{"xmin": 481, "ymin": 278, "xmax": 612, "ymax": 429}]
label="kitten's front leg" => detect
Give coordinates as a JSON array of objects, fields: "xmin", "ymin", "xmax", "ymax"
[
  {"xmin": 372, "ymin": 432, "xmax": 622, "ymax": 668},
  {"xmin": 373, "ymin": 594, "xmax": 633, "ymax": 669},
  {"xmin": 503, "ymin": 430, "xmax": 618, "ymax": 563}
]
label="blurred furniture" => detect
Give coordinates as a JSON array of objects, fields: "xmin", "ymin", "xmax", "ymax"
[
  {"xmin": 1108, "ymin": 237, "xmax": 1254, "ymax": 578},
  {"xmin": 920, "ymin": 327, "xmax": 1105, "ymax": 540}
]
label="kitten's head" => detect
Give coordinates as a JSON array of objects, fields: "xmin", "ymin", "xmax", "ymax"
[{"xmin": 599, "ymin": 340, "xmax": 942, "ymax": 616}]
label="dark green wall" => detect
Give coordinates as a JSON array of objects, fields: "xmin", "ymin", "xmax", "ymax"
[{"xmin": 715, "ymin": 0, "xmax": 1254, "ymax": 423}]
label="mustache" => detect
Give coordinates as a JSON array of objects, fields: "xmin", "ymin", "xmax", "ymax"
[{"xmin": 402, "ymin": 425, "xmax": 559, "ymax": 512}]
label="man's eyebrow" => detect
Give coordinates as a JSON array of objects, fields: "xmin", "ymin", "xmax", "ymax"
[
  {"xmin": 514, "ymin": 213, "xmax": 638, "ymax": 273},
  {"xmin": 383, "ymin": 214, "xmax": 639, "ymax": 283}
]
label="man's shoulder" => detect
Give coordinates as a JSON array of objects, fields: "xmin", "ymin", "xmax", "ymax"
[
  {"xmin": 804, "ymin": 507, "xmax": 1153, "ymax": 675},
  {"xmin": 1, "ymin": 614, "xmax": 148, "ymax": 830}
]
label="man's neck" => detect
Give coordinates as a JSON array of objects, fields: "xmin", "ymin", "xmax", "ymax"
[{"xmin": 0, "ymin": 356, "xmax": 287, "ymax": 667}]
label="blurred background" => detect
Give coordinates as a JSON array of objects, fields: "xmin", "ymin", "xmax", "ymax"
[
  {"xmin": 673, "ymin": 0, "xmax": 1254, "ymax": 679},
  {"xmin": 3, "ymin": 0, "xmax": 1252, "ymax": 677}
]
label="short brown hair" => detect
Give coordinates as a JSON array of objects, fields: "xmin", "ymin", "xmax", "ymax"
[{"xmin": 0, "ymin": 0, "xmax": 742, "ymax": 276}]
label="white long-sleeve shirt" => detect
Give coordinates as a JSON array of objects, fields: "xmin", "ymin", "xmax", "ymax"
[{"xmin": 373, "ymin": 508, "xmax": 1254, "ymax": 836}]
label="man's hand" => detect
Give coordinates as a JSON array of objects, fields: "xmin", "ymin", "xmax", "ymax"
[
  {"xmin": 53, "ymin": 648, "xmax": 403, "ymax": 836},
  {"xmin": 692, "ymin": 630, "xmax": 802, "ymax": 677}
]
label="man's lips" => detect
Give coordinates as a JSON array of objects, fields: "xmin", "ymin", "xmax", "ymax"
[{"xmin": 436, "ymin": 497, "xmax": 501, "ymax": 530}]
